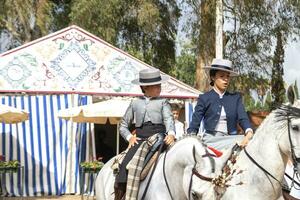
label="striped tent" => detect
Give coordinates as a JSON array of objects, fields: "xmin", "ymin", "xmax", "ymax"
[{"xmin": 0, "ymin": 94, "xmax": 93, "ymax": 196}]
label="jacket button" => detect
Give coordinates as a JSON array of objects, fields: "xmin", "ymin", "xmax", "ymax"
[{"xmin": 217, "ymin": 112, "xmax": 220, "ymax": 115}]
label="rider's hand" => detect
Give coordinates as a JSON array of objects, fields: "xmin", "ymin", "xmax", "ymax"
[
  {"xmin": 128, "ymin": 135, "xmax": 141, "ymax": 149},
  {"xmin": 164, "ymin": 134, "xmax": 175, "ymax": 145},
  {"xmin": 239, "ymin": 130, "xmax": 254, "ymax": 147}
]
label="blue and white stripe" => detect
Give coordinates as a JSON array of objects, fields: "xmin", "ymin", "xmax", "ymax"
[{"xmin": 0, "ymin": 94, "xmax": 93, "ymax": 196}]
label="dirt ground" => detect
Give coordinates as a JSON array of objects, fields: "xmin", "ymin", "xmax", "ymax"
[{"xmin": 0, "ymin": 195, "xmax": 94, "ymax": 200}]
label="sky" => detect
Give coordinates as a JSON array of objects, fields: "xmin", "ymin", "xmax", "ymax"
[{"xmin": 284, "ymin": 41, "xmax": 300, "ymax": 90}]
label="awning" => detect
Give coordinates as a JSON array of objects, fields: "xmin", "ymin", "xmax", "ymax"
[
  {"xmin": 0, "ymin": 104, "xmax": 29, "ymax": 123},
  {"xmin": 57, "ymin": 99, "xmax": 131, "ymax": 124}
]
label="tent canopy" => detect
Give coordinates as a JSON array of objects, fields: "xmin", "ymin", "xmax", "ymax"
[{"xmin": 57, "ymin": 99, "xmax": 131, "ymax": 124}]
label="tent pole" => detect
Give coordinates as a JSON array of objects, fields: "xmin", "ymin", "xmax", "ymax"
[
  {"xmin": 116, "ymin": 122, "xmax": 120, "ymax": 155},
  {"xmin": 68, "ymin": 93, "xmax": 75, "ymax": 193},
  {"xmin": 90, "ymin": 123, "xmax": 96, "ymax": 160}
]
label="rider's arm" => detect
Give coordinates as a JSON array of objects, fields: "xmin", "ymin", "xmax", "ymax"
[
  {"xmin": 162, "ymin": 99, "xmax": 175, "ymax": 136},
  {"xmin": 119, "ymin": 101, "xmax": 134, "ymax": 141}
]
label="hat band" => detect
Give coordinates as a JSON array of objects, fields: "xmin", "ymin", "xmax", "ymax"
[
  {"xmin": 211, "ymin": 65, "xmax": 232, "ymax": 71},
  {"xmin": 139, "ymin": 76, "xmax": 162, "ymax": 83}
]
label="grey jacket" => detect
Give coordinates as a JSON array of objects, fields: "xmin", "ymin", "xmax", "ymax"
[{"xmin": 119, "ymin": 96, "xmax": 175, "ymax": 140}]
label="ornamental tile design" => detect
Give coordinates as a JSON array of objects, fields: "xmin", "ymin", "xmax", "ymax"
[
  {"xmin": 49, "ymin": 42, "xmax": 96, "ymax": 89},
  {"xmin": 106, "ymin": 55, "xmax": 139, "ymax": 92},
  {"xmin": 0, "ymin": 56, "xmax": 32, "ymax": 88}
]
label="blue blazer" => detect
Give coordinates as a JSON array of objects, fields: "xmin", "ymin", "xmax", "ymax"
[{"xmin": 187, "ymin": 89, "xmax": 252, "ymax": 135}]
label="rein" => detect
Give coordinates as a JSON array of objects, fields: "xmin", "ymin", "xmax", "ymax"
[
  {"xmin": 244, "ymin": 148, "xmax": 284, "ymax": 186},
  {"xmin": 162, "ymin": 148, "xmax": 174, "ymax": 200},
  {"xmin": 287, "ymin": 117, "xmax": 300, "ymax": 170}
]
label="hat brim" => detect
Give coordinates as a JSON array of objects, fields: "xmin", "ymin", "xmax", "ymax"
[
  {"xmin": 132, "ymin": 75, "xmax": 169, "ymax": 86},
  {"xmin": 202, "ymin": 66, "xmax": 239, "ymax": 76}
]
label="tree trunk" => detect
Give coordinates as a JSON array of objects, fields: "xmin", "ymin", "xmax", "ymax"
[
  {"xmin": 194, "ymin": 0, "xmax": 215, "ymax": 92},
  {"xmin": 195, "ymin": 54, "xmax": 211, "ymax": 92}
]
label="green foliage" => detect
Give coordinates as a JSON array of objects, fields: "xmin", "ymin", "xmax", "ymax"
[
  {"xmin": 69, "ymin": 0, "xmax": 180, "ymax": 74},
  {"xmin": 69, "ymin": 0, "xmax": 124, "ymax": 44},
  {"xmin": 80, "ymin": 160, "xmax": 104, "ymax": 172},
  {"xmin": 170, "ymin": 45, "xmax": 196, "ymax": 86},
  {"xmin": 0, "ymin": 0, "xmax": 55, "ymax": 44},
  {"xmin": 0, "ymin": 160, "xmax": 20, "ymax": 172},
  {"xmin": 244, "ymin": 91, "xmax": 272, "ymax": 112},
  {"xmin": 271, "ymin": 29, "xmax": 286, "ymax": 109}
]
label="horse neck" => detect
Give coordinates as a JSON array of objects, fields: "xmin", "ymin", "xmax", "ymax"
[
  {"xmin": 167, "ymin": 137, "xmax": 205, "ymax": 167},
  {"xmin": 242, "ymin": 112, "xmax": 288, "ymax": 177},
  {"xmin": 159, "ymin": 137, "xmax": 205, "ymax": 198}
]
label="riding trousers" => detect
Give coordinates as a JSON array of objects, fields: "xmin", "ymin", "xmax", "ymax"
[{"xmin": 201, "ymin": 131, "xmax": 244, "ymax": 150}]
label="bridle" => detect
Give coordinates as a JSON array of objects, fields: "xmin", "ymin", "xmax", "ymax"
[
  {"xmin": 162, "ymin": 145, "xmax": 214, "ymax": 200},
  {"xmin": 188, "ymin": 146, "xmax": 215, "ymax": 200}
]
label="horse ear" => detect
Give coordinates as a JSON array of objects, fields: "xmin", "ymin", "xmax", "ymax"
[{"xmin": 287, "ymin": 85, "xmax": 296, "ymax": 105}]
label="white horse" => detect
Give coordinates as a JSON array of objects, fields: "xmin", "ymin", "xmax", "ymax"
[
  {"xmin": 95, "ymin": 135, "xmax": 227, "ymax": 200},
  {"xmin": 190, "ymin": 90, "xmax": 300, "ymax": 199},
  {"xmin": 96, "ymin": 87, "xmax": 300, "ymax": 200}
]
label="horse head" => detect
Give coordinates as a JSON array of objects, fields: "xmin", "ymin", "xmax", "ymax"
[{"xmin": 277, "ymin": 85, "xmax": 300, "ymax": 173}]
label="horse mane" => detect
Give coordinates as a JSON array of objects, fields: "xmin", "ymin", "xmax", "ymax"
[
  {"xmin": 175, "ymin": 134, "xmax": 203, "ymax": 143},
  {"xmin": 275, "ymin": 104, "xmax": 300, "ymax": 121},
  {"xmin": 170, "ymin": 134, "xmax": 204, "ymax": 150},
  {"xmin": 254, "ymin": 103, "xmax": 300, "ymax": 136}
]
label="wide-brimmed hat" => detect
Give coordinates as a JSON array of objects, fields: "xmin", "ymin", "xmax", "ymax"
[
  {"xmin": 202, "ymin": 58, "xmax": 239, "ymax": 76},
  {"xmin": 132, "ymin": 68, "xmax": 169, "ymax": 86}
]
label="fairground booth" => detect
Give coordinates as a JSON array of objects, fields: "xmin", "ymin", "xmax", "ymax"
[{"xmin": 0, "ymin": 25, "xmax": 199, "ymax": 196}]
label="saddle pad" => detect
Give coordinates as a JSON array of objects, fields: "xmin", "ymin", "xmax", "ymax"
[{"xmin": 140, "ymin": 151, "xmax": 159, "ymax": 181}]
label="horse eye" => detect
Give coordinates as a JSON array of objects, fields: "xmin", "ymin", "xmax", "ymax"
[{"xmin": 292, "ymin": 125, "xmax": 299, "ymax": 132}]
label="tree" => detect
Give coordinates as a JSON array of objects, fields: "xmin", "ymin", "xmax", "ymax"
[
  {"xmin": 171, "ymin": 44, "xmax": 196, "ymax": 86},
  {"xmin": 181, "ymin": 0, "xmax": 300, "ymax": 110},
  {"xmin": 270, "ymin": 29, "xmax": 286, "ymax": 109},
  {"xmin": 0, "ymin": 0, "xmax": 55, "ymax": 46},
  {"xmin": 182, "ymin": 0, "xmax": 216, "ymax": 91},
  {"xmin": 69, "ymin": 0, "xmax": 180, "ymax": 74}
]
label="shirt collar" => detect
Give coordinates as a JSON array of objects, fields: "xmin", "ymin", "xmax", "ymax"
[{"xmin": 213, "ymin": 87, "xmax": 226, "ymax": 98}]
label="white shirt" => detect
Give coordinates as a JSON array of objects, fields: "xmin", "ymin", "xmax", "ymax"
[
  {"xmin": 213, "ymin": 87, "xmax": 252, "ymax": 134},
  {"xmin": 213, "ymin": 88, "xmax": 228, "ymax": 133},
  {"xmin": 175, "ymin": 119, "xmax": 184, "ymax": 139}
]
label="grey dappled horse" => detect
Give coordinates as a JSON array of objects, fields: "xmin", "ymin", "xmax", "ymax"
[{"xmin": 190, "ymin": 87, "xmax": 300, "ymax": 200}]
